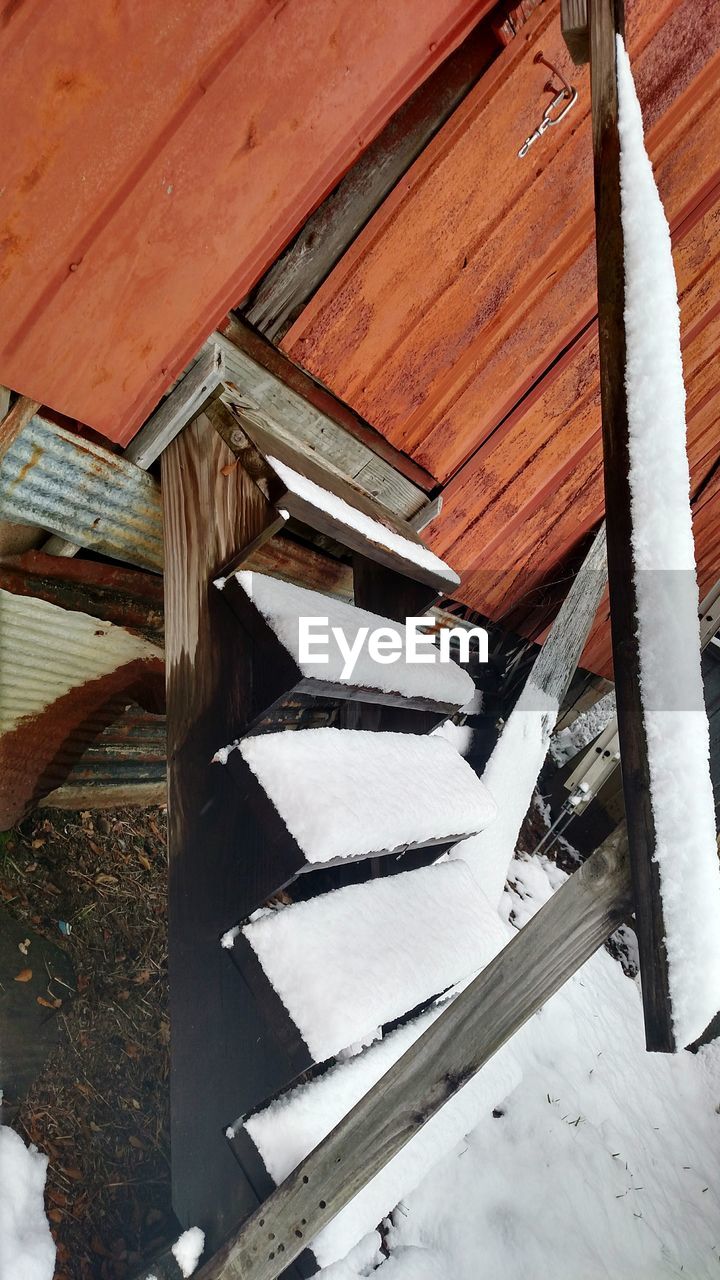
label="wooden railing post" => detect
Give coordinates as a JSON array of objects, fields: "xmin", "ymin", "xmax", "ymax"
[{"xmin": 586, "ymin": 0, "xmax": 675, "ymax": 1050}]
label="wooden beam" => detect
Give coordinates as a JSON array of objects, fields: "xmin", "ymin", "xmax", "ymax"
[
  {"xmin": 209, "ymin": 397, "xmax": 457, "ymax": 593},
  {"xmin": 162, "ymin": 412, "xmax": 306, "ymax": 1264},
  {"xmin": 590, "ymin": 0, "xmax": 674, "ymax": 1050},
  {"xmin": 561, "ymin": 0, "xmax": 589, "ymax": 65},
  {"xmin": 530, "ymin": 522, "xmax": 607, "ymax": 704},
  {"xmin": 187, "ymin": 827, "xmax": 632, "ymax": 1280},
  {"xmin": 125, "ymin": 344, "xmax": 225, "ymax": 469},
  {"xmin": 215, "ymin": 318, "xmax": 433, "ymax": 511},
  {"xmin": 242, "ymin": 20, "xmax": 499, "ymax": 341}
]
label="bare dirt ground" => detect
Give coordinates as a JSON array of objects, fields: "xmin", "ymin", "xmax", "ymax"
[{"xmin": 0, "ymin": 805, "xmax": 172, "ymax": 1280}]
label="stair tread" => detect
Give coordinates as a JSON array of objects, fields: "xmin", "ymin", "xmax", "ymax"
[
  {"xmin": 218, "ymin": 728, "xmax": 496, "ymax": 866},
  {"xmin": 217, "ymin": 570, "xmax": 474, "ymax": 710},
  {"xmin": 240, "ymin": 961, "xmax": 520, "ymax": 1271},
  {"xmin": 239, "ymin": 860, "xmax": 505, "ymax": 1063}
]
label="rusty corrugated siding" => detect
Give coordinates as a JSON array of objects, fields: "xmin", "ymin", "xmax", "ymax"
[
  {"xmin": 281, "ymin": 0, "xmax": 720, "ymax": 676},
  {"xmin": 0, "ymin": 414, "xmax": 163, "ymax": 571},
  {"xmin": 0, "ymin": 589, "xmax": 163, "ymax": 827},
  {"xmin": 41, "ymin": 707, "xmax": 166, "ymax": 810},
  {"xmin": 0, "ymin": 0, "xmax": 491, "ymax": 443}
]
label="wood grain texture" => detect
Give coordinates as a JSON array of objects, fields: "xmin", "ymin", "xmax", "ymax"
[
  {"xmin": 561, "ymin": 0, "xmax": 589, "ymax": 63},
  {"xmin": 209, "ymin": 398, "xmax": 458, "ymax": 593},
  {"xmin": 193, "ymin": 828, "xmax": 633, "ymax": 1280},
  {"xmin": 590, "ymin": 0, "xmax": 674, "ymax": 1051},
  {"xmin": 162, "ymin": 412, "xmax": 306, "ymax": 1257},
  {"xmin": 529, "ymin": 522, "xmax": 607, "ymax": 702},
  {"xmin": 216, "ymin": 318, "xmax": 432, "ymax": 511}
]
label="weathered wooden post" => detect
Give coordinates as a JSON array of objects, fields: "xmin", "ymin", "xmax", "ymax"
[{"xmin": 561, "ymin": 0, "xmax": 675, "ymax": 1050}]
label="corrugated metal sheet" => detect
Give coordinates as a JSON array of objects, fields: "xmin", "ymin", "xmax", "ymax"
[
  {"xmin": 42, "ymin": 706, "xmax": 166, "ymax": 810},
  {"xmin": 281, "ymin": 0, "xmax": 720, "ymax": 676},
  {"xmin": 0, "ymin": 0, "xmax": 491, "ymax": 444},
  {"xmin": 0, "ymin": 414, "xmax": 163, "ymax": 571},
  {"xmin": 0, "ymin": 550, "xmax": 165, "ymax": 645},
  {"xmin": 0, "ymin": 589, "xmax": 163, "ymax": 827}
]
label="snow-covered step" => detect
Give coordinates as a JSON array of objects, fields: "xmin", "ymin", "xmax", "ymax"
[
  {"xmin": 232, "ymin": 958, "xmax": 520, "ymax": 1271},
  {"xmin": 215, "ymin": 570, "xmax": 475, "ymax": 722},
  {"xmin": 219, "ymin": 727, "xmax": 496, "ymax": 871},
  {"xmin": 233, "ymin": 860, "xmax": 507, "ymax": 1065},
  {"xmin": 212, "ymin": 395, "xmax": 460, "ymax": 594}
]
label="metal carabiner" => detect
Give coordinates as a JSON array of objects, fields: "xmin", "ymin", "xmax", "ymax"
[{"xmin": 517, "ymin": 62, "xmax": 578, "ymax": 159}]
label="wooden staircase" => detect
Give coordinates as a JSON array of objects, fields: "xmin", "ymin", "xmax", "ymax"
[{"xmin": 154, "ymin": 397, "xmax": 509, "ymax": 1277}]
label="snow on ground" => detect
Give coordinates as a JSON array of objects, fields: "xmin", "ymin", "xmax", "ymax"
[
  {"xmin": 220, "ymin": 571, "xmax": 474, "ymax": 706},
  {"xmin": 233, "ymin": 728, "xmax": 496, "ymax": 863},
  {"xmin": 450, "ymin": 684, "xmax": 559, "ymax": 906},
  {"xmin": 267, "ymin": 456, "xmax": 460, "ymax": 588},
  {"xmin": 616, "ymin": 35, "xmax": 720, "ymax": 1046},
  {"xmin": 320, "ymin": 853, "xmax": 720, "ymax": 1280},
  {"xmin": 0, "ymin": 1125, "xmax": 55, "ymax": 1280}
]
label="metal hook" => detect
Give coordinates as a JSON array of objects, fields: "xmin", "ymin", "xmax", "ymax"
[{"xmin": 518, "ymin": 53, "xmax": 578, "ymax": 159}]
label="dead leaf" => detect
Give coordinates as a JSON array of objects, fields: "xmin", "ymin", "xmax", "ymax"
[
  {"xmin": 61, "ymin": 1166, "xmax": 83, "ymax": 1181},
  {"xmin": 220, "ymin": 459, "xmax": 238, "ymax": 476},
  {"xmin": 48, "ymin": 1208, "xmax": 63, "ymax": 1224},
  {"xmin": 123, "ymin": 1041, "xmax": 141, "ymax": 1060},
  {"xmin": 94, "ymin": 873, "xmax": 118, "ymax": 886},
  {"xmin": 137, "ymin": 853, "xmax": 151, "ymax": 872},
  {"xmin": 37, "ymin": 995, "xmax": 62, "ymax": 1009},
  {"xmin": 132, "ymin": 969, "xmax": 151, "ymax": 985},
  {"xmin": 31, "ymin": 838, "xmax": 45, "ymax": 849},
  {"xmin": 18, "ymin": 938, "xmax": 31, "ymax": 955},
  {"xmin": 128, "ymin": 1135, "xmax": 146, "ymax": 1150},
  {"xmin": 14, "ymin": 968, "xmax": 32, "ymax": 983}
]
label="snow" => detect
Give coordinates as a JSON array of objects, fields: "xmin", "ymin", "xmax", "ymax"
[
  {"xmin": 242, "ymin": 861, "xmax": 508, "ymax": 1062},
  {"xmin": 245, "ymin": 983, "xmax": 521, "ymax": 1268},
  {"xmin": 450, "ymin": 684, "xmax": 559, "ymax": 906},
  {"xmin": 550, "ymin": 691, "xmax": 616, "ymax": 765},
  {"xmin": 0, "ymin": 1125, "xmax": 55, "ymax": 1280},
  {"xmin": 617, "ymin": 36, "xmax": 720, "ymax": 1046},
  {"xmin": 171, "ymin": 1226, "xmax": 205, "ymax": 1277},
  {"xmin": 321, "ymin": 855, "xmax": 720, "ymax": 1280},
  {"xmin": 222, "ymin": 571, "xmax": 473, "ymax": 706},
  {"xmin": 232, "ymin": 728, "xmax": 496, "ymax": 864},
  {"xmin": 430, "ymin": 718, "xmax": 473, "ymax": 755},
  {"xmin": 267, "ymin": 456, "xmax": 460, "ymax": 587}
]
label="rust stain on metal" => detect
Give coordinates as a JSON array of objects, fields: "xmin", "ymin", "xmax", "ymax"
[
  {"xmin": 0, "ymin": 0, "xmax": 491, "ymax": 443},
  {"xmin": 0, "ymin": 588, "xmax": 164, "ymax": 828},
  {"xmin": 0, "ymin": 414, "xmax": 163, "ymax": 570},
  {"xmin": 281, "ymin": 0, "xmax": 720, "ymax": 676},
  {"xmin": 41, "ymin": 705, "xmax": 166, "ymax": 810},
  {"xmin": 10, "ymin": 442, "xmax": 43, "ymax": 489}
]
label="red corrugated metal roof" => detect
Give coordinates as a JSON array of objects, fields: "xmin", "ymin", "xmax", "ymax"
[
  {"xmin": 0, "ymin": 0, "xmax": 490, "ymax": 443},
  {"xmin": 282, "ymin": 0, "xmax": 720, "ymax": 675}
]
